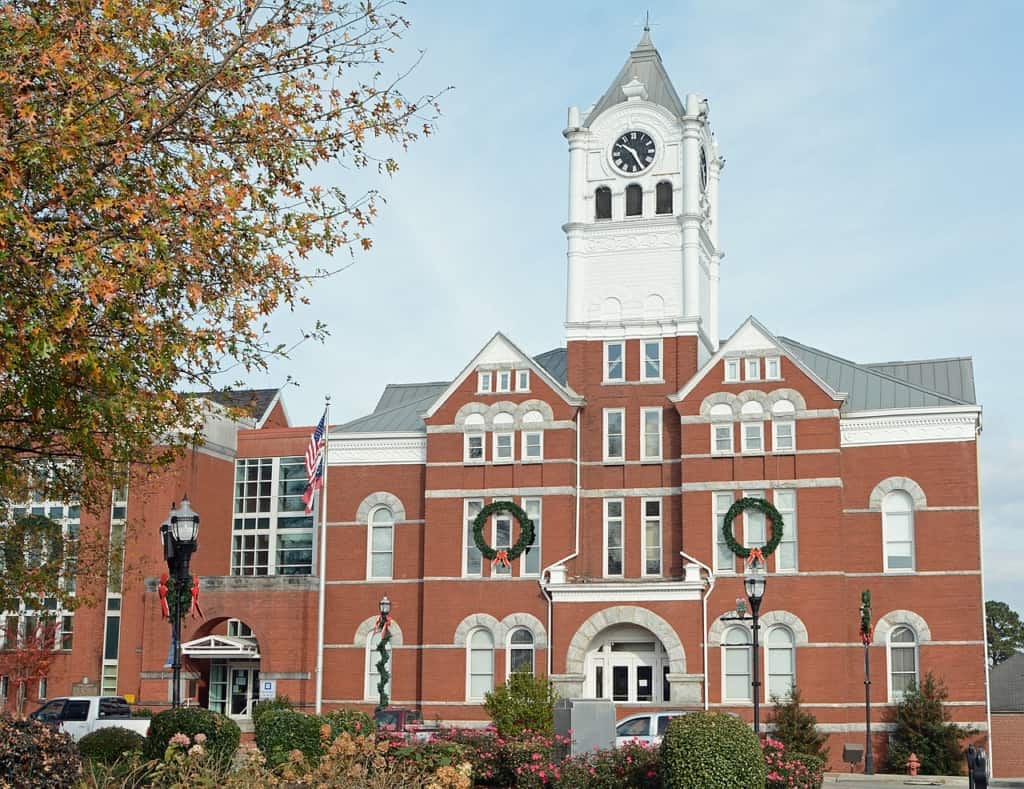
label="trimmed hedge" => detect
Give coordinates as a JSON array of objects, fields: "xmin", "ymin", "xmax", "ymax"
[
  {"xmin": 322, "ymin": 708, "xmax": 374, "ymax": 738},
  {"xmin": 251, "ymin": 695, "xmax": 293, "ymax": 730},
  {"xmin": 143, "ymin": 707, "xmax": 240, "ymax": 769},
  {"xmin": 661, "ymin": 711, "xmax": 766, "ymax": 789},
  {"xmin": 255, "ymin": 708, "xmax": 324, "ymax": 767},
  {"xmin": 0, "ymin": 714, "xmax": 82, "ymax": 788},
  {"xmin": 78, "ymin": 726, "xmax": 145, "ymax": 766}
]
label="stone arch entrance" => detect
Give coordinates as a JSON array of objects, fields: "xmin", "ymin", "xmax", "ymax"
[{"xmin": 182, "ymin": 616, "xmax": 261, "ymax": 720}]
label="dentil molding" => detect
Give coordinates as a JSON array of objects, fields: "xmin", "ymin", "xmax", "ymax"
[
  {"xmin": 329, "ymin": 436, "xmax": 426, "ymax": 466},
  {"xmin": 840, "ymin": 409, "xmax": 979, "ymax": 447}
]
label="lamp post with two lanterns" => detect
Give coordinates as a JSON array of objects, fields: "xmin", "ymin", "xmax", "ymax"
[{"xmin": 160, "ymin": 496, "xmax": 200, "ymax": 710}]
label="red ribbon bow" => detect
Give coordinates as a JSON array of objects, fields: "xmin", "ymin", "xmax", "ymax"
[
  {"xmin": 492, "ymin": 549, "xmax": 511, "ymax": 568},
  {"xmin": 375, "ymin": 614, "xmax": 393, "ymax": 635},
  {"xmin": 158, "ymin": 573, "xmax": 170, "ymax": 619},
  {"xmin": 746, "ymin": 547, "xmax": 766, "ymax": 567},
  {"xmin": 190, "ymin": 576, "xmax": 203, "ymax": 619},
  {"xmin": 860, "ymin": 625, "xmax": 873, "ymax": 645}
]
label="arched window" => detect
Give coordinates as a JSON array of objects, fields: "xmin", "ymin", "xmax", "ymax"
[
  {"xmin": 888, "ymin": 626, "xmax": 918, "ymax": 700},
  {"xmin": 595, "ymin": 186, "xmax": 612, "ymax": 220},
  {"xmin": 468, "ymin": 629, "xmax": 494, "ymax": 700},
  {"xmin": 625, "ymin": 184, "xmax": 643, "ymax": 217},
  {"xmin": 882, "ymin": 491, "xmax": 915, "ymax": 572},
  {"xmin": 508, "ymin": 628, "xmax": 535, "ymax": 676},
  {"xmin": 740, "ymin": 401, "xmax": 764, "ymax": 453},
  {"xmin": 368, "ymin": 506, "xmax": 393, "ymax": 578},
  {"xmin": 709, "ymin": 403, "xmax": 734, "ymax": 455},
  {"xmin": 492, "ymin": 412, "xmax": 514, "ymax": 464},
  {"xmin": 723, "ymin": 626, "xmax": 752, "ymax": 702},
  {"xmin": 521, "ymin": 410, "xmax": 544, "ymax": 462},
  {"xmin": 771, "ymin": 399, "xmax": 796, "ymax": 453},
  {"xmin": 655, "ymin": 181, "xmax": 673, "ymax": 214},
  {"xmin": 366, "ymin": 629, "xmax": 393, "ymax": 701},
  {"xmin": 464, "ymin": 413, "xmax": 485, "ymax": 464},
  {"xmin": 765, "ymin": 626, "xmax": 795, "ymax": 701}
]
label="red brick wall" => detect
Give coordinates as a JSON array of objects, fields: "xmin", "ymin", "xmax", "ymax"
[{"xmin": 992, "ymin": 713, "xmax": 1024, "ymax": 778}]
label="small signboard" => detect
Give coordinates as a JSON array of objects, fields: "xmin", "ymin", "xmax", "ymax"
[{"xmin": 259, "ymin": 679, "xmax": 277, "ymax": 700}]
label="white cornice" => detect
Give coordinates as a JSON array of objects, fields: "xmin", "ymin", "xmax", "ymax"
[
  {"xmin": 840, "ymin": 407, "xmax": 981, "ymax": 447},
  {"xmin": 546, "ymin": 580, "xmax": 704, "ymax": 603},
  {"xmin": 329, "ymin": 435, "xmax": 426, "ymax": 466}
]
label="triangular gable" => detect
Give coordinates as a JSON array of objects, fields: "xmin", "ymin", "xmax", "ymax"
[
  {"xmin": 422, "ymin": 332, "xmax": 584, "ymax": 420},
  {"xmin": 669, "ymin": 316, "xmax": 845, "ymax": 405},
  {"xmin": 181, "ymin": 634, "xmax": 261, "ymax": 659}
]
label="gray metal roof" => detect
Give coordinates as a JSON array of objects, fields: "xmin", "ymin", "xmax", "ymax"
[
  {"xmin": 777, "ymin": 337, "xmax": 976, "ymax": 412},
  {"xmin": 192, "ymin": 388, "xmax": 279, "ymax": 421},
  {"xmin": 332, "ymin": 382, "xmax": 449, "ymax": 434},
  {"xmin": 584, "ymin": 29, "xmax": 686, "ymax": 127},
  {"xmin": 990, "ymin": 652, "xmax": 1024, "ymax": 712},
  {"xmin": 534, "ymin": 347, "xmax": 568, "ymax": 385}
]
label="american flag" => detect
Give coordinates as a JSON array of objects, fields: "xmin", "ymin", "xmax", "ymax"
[{"xmin": 302, "ymin": 409, "xmax": 327, "ymax": 514}]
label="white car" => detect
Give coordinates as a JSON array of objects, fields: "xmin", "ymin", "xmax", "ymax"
[
  {"xmin": 615, "ymin": 710, "xmax": 692, "ymax": 747},
  {"xmin": 29, "ymin": 696, "xmax": 150, "ymax": 741}
]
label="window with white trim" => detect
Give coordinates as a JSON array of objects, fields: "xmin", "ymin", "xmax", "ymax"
[
  {"xmin": 464, "ymin": 413, "xmax": 485, "ymax": 463},
  {"xmin": 774, "ymin": 490, "xmax": 798, "ymax": 572},
  {"xmin": 740, "ymin": 402, "xmax": 764, "ymax": 453},
  {"xmin": 493, "ymin": 509, "xmax": 512, "ymax": 576},
  {"xmin": 522, "ymin": 498, "xmax": 542, "ymax": 575},
  {"xmin": 883, "ymin": 491, "xmax": 915, "ymax": 571},
  {"xmin": 641, "ymin": 340, "xmax": 662, "ymax": 381},
  {"xmin": 743, "ymin": 489, "xmax": 766, "ymax": 551},
  {"xmin": 468, "ymin": 629, "xmax": 494, "ymax": 700},
  {"xmin": 713, "ymin": 492, "xmax": 735, "ymax": 573},
  {"xmin": 710, "ymin": 403, "xmax": 734, "ymax": 455},
  {"xmin": 368, "ymin": 506, "xmax": 394, "ymax": 579},
  {"xmin": 771, "ymin": 400, "xmax": 796, "ymax": 453},
  {"xmin": 765, "ymin": 357, "xmax": 781, "ymax": 380},
  {"xmin": 231, "ymin": 456, "xmax": 313, "ymax": 576},
  {"xmin": 516, "ymin": 370, "xmax": 530, "ymax": 391},
  {"xmin": 366, "ymin": 629, "xmax": 392, "ymax": 702},
  {"xmin": 765, "ymin": 625, "xmax": 795, "ymax": 701},
  {"xmin": 640, "ymin": 407, "xmax": 662, "ymax": 461},
  {"xmin": 492, "ymin": 412, "xmax": 514, "ymax": 464},
  {"xmin": 642, "ymin": 498, "xmax": 662, "ymax": 576},
  {"xmin": 745, "ymin": 358, "xmax": 761, "ymax": 381},
  {"xmin": 496, "ymin": 370, "xmax": 512, "ymax": 393},
  {"xmin": 477, "ymin": 371, "xmax": 492, "ymax": 393},
  {"xmin": 464, "ymin": 499, "xmax": 483, "ymax": 576},
  {"xmin": 888, "ymin": 626, "xmax": 918, "ymax": 700},
  {"xmin": 521, "ymin": 410, "xmax": 543, "ymax": 462},
  {"xmin": 605, "ymin": 342, "xmax": 624, "ymax": 382},
  {"xmin": 0, "ymin": 675, "xmax": 7, "ymax": 702},
  {"xmin": 604, "ymin": 499, "xmax": 624, "ymax": 577},
  {"xmin": 723, "ymin": 626, "xmax": 752, "ymax": 702},
  {"xmin": 604, "ymin": 409, "xmax": 625, "ymax": 462},
  {"xmin": 724, "ymin": 358, "xmax": 740, "ymax": 382},
  {"xmin": 508, "ymin": 628, "xmax": 535, "ymax": 676}
]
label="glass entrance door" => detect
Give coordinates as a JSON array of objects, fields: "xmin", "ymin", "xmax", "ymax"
[{"xmin": 229, "ymin": 665, "xmax": 259, "ymax": 718}]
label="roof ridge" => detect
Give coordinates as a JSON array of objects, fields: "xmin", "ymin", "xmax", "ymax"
[
  {"xmin": 864, "ymin": 356, "xmax": 972, "ymax": 367},
  {"xmin": 380, "ymin": 381, "xmax": 451, "ymax": 389}
]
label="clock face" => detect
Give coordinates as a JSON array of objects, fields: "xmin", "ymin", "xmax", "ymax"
[
  {"xmin": 699, "ymin": 147, "xmax": 708, "ymax": 192},
  {"xmin": 611, "ymin": 131, "xmax": 656, "ymax": 174}
]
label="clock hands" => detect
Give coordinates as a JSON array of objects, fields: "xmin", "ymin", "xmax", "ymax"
[{"xmin": 621, "ymin": 144, "xmax": 644, "ymax": 168}]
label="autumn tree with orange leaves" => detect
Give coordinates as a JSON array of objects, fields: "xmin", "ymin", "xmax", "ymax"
[{"xmin": 0, "ymin": 0, "xmax": 441, "ymax": 512}]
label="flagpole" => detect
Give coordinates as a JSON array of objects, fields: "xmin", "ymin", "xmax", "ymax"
[{"xmin": 314, "ymin": 395, "xmax": 330, "ymax": 714}]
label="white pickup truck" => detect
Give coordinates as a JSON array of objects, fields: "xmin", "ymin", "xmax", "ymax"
[{"xmin": 29, "ymin": 696, "xmax": 150, "ymax": 741}]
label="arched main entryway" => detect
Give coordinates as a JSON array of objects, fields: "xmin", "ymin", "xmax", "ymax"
[
  {"xmin": 181, "ymin": 618, "xmax": 261, "ymax": 720},
  {"xmin": 584, "ymin": 624, "xmax": 671, "ymax": 703}
]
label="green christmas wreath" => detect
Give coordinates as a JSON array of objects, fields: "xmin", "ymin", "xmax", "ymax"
[
  {"xmin": 721, "ymin": 496, "xmax": 784, "ymax": 559},
  {"xmin": 472, "ymin": 501, "xmax": 535, "ymax": 564}
]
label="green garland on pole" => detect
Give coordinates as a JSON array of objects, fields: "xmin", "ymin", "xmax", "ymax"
[
  {"xmin": 721, "ymin": 497, "xmax": 784, "ymax": 559},
  {"xmin": 859, "ymin": 589, "xmax": 873, "ymax": 644},
  {"xmin": 472, "ymin": 501, "xmax": 535, "ymax": 562},
  {"xmin": 375, "ymin": 624, "xmax": 392, "ymax": 710},
  {"xmin": 164, "ymin": 575, "xmax": 197, "ymax": 620}
]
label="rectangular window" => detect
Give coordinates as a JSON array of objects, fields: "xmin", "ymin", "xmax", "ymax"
[
  {"xmin": 493, "ymin": 512, "xmax": 512, "ymax": 576},
  {"xmin": 522, "ymin": 431, "xmax": 543, "ymax": 462},
  {"xmin": 493, "ymin": 431, "xmax": 514, "ymax": 463},
  {"xmin": 714, "ymin": 492, "xmax": 735, "ymax": 573},
  {"xmin": 744, "ymin": 490, "xmax": 766, "ymax": 550},
  {"xmin": 516, "ymin": 370, "xmax": 530, "ymax": 391},
  {"xmin": 103, "ymin": 614, "xmax": 120, "ymax": 662},
  {"xmin": 0, "ymin": 676, "xmax": 8, "ymax": 700},
  {"xmin": 765, "ymin": 356, "xmax": 781, "ymax": 380},
  {"xmin": 774, "ymin": 490, "xmax": 798, "ymax": 572},
  {"xmin": 369, "ymin": 514, "xmax": 394, "ymax": 579},
  {"xmin": 605, "ymin": 342, "xmax": 624, "ymax": 382},
  {"xmin": 604, "ymin": 409, "xmax": 625, "ymax": 462},
  {"xmin": 712, "ymin": 423, "xmax": 734, "ymax": 455},
  {"xmin": 640, "ymin": 408, "xmax": 662, "ymax": 461},
  {"xmin": 523, "ymin": 498, "xmax": 542, "ymax": 576},
  {"xmin": 742, "ymin": 422, "xmax": 764, "ymax": 453},
  {"xmin": 464, "ymin": 500, "xmax": 483, "ymax": 576},
  {"xmin": 38, "ymin": 677, "xmax": 47, "ymax": 700},
  {"xmin": 477, "ymin": 371, "xmax": 492, "ymax": 393},
  {"xmin": 60, "ymin": 615, "xmax": 74, "ymax": 650},
  {"xmin": 641, "ymin": 340, "xmax": 662, "ymax": 381},
  {"xmin": 884, "ymin": 511, "xmax": 915, "ymax": 571},
  {"xmin": 464, "ymin": 433, "xmax": 484, "ymax": 463},
  {"xmin": 773, "ymin": 421, "xmax": 795, "ymax": 453},
  {"xmin": 642, "ymin": 498, "xmax": 662, "ymax": 576},
  {"xmin": 496, "ymin": 370, "xmax": 512, "ymax": 393},
  {"xmin": 604, "ymin": 499, "xmax": 624, "ymax": 577},
  {"xmin": 745, "ymin": 358, "xmax": 761, "ymax": 380},
  {"xmin": 725, "ymin": 359, "xmax": 740, "ymax": 382}
]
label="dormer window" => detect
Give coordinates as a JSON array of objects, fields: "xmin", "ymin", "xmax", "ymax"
[
  {"xmin": 655, "ymin": 181, "xmax": 673, "ymax": 214},
  {"xmin": 625, "ymin": 184, "xmax": 643, "ymax": 217},
  {"xmin": 595, "ymin": 186, "xmax": 612, "ymax": 220}
]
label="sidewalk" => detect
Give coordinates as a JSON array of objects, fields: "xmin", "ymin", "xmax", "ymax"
[{"xmin": 824, "ymin": 773, "xmax": 967, "ymax": 786}]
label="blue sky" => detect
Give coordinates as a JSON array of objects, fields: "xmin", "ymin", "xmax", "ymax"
[{"xmin": 237, "ymin": 2, "xmax": 1024, "ymax": 614}]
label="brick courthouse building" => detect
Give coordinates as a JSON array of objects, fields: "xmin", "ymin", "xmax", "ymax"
[{"xmin": 7, "ymin": 31, "xmax": 989, "ymax": 768}]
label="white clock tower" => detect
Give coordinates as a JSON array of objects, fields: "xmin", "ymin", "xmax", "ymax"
[{"xmin": 563, "ymin": 27, "xmax": 724, "ymax": 364}]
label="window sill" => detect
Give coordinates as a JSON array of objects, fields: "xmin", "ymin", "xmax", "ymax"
[
  {"xmin": 740, "ymin": 450, "xmax": 765, "ymax": 456},
  {"xmin": 492, "ymin": 459, "xmax": 514, "ymax": 465},
  {"xmin": 638, "ymin": 378, "xmax": 666, "ymax": 385},
  {"xmin": 771, "ymin": 449, "xmax": 796, "ymax": 455},
  {"xmin": 711, "ymin": 451, "xmax": 734, "ymax": 458},
  {"xmin": 603, "ymin": 459, "xmax": 625, "ymax": 465},
  {"xmin": 883, "ymin": 568, "xmax": 916, "ymax": 575},
  {"xmin": 521, "ymin": 458, "xmax": 543, "ymax": 465},
  {"xmin": 602, "ymin": 379, "xmax": 627, "ymax": 386},
  {"xmin": 640, "ymin": 457, "xmax": 663, "ymax": 464},
  {"xmin": 463, "ymin": 459, "xmax": 485, "ymax": 466}
]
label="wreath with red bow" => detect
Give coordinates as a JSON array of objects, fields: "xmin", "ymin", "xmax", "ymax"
[
  {"xmin": 721, "ymin": 496, "xmax": 784, "ymax": 560},
  {"xmin": 472, "ymin": 501, "xmax": 535, "ymax": 569}
]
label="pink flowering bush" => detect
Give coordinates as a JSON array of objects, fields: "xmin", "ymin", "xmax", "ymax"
[{"xmin": 762, "ymin": 736, "xmax": 825, "ymax": 789}]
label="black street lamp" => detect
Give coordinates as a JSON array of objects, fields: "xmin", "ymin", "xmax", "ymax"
[
  {"xmin": 375, "ymin": 596, "xmax": 392, "ymax": 710},
  {"xmin": 160, "ymin": 496, "xmax": 200, "ymax": 709},
  {"xmin": 721, "ymin": 554, "xmax": 768, "ymax": 733}
]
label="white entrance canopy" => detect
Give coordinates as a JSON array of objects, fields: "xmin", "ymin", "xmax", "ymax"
[{"xmin": 181, "ymin": 634, "xmax": 260, "ymax": 659}]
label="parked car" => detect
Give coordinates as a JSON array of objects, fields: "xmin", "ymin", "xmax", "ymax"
[
  {"xmin": 373, "ymin": 707, "xmax": 440, "ymax": 743},
  {"xmin": 615, "ymin": 710, "xmax": 693, "ymax": 747},
  {"xmin": 29, "ymin": 696, "xmax": 150, "ymax": 741}
]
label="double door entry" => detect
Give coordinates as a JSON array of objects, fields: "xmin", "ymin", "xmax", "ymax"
[{"xmin": 209, "ymin": 660, "xmax": 260, "ymax": 719}]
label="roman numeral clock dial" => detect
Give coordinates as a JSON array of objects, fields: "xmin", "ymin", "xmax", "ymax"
[{"xmin": 611, "ymin": 130, "xmax": 656, "ymax": 174}]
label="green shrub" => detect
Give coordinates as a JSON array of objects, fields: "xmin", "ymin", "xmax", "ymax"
[
  {"xmin": 78, "ymin": 726, "xmax": 145, "ymax": 765},
  {"xmin": 555, "ymin": 740, "xmax": 661, "ymax": 788},
  {"xmin": 322, "ymin": 707, "xmax": 375, "ymax": 738},
  {"xmin": 130, "ymin": 707, "xmax": 154, "ymax": 719},
  {"xmin": 142, "ymin": 707, "xmax": 240, "ymax": 770},
  {"xmin": 254, "ymin": 707, "xmax": 324, "ymax": 768},
  {"xmin": 483, "ymin": 671, "xmax": 557, "ymax": 737},
  {"xmin": 767, "ymin": 687, "xmax": 829, "ymax": 760},
  {"xmin": 251, "ymin": 694, "xmax": 293, "ymax": 730},
  {"xmin": 0, "ymin": 713, "xmax": 82, "ymax": 788},
  {"xmin": 764, "ymin": 737, "xmax": 824, "ymax": 789},
  {"xmin": 660, "ymin": 711, "xmax": 766, "ymax": 789},
  {"xmin": 886, "ymin": 672, "xmax": 973, "ymax": 775}
]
